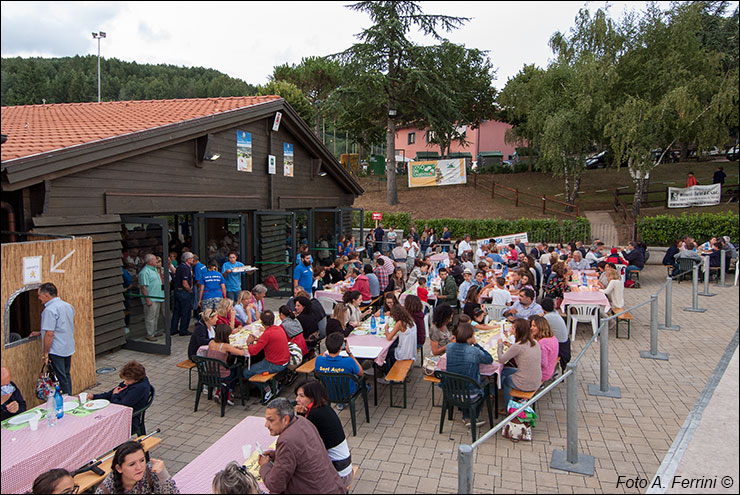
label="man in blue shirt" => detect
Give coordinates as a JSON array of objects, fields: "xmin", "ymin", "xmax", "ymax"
[
  {"xmin": 221, "ymin": 251, "xmax": 245, "ymax": 302},
  {"xmin": 315, "ymin": 333, "xmax": 364, "ymax": 395},
  {"xmin": 171, "ymin": 252, "xmax": 196, "ymax": 336},
  {"xmin": 37, "ymin": 283, "xmax": 76, "ymax": 395},
  {"xmin": 503, "ymin": 288, "xmax": 544, "ymax": 322},
  {"xmin": 293, "ymin": 252, "xmax": 314, "ymax": 296}
]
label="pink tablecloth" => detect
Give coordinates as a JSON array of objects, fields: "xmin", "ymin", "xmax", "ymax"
[
  {"xmin": 1, "ymin": 403, "xmax": 132, "ymax": 494},
  {"xmin": 346, "ymin": 333, "xmax": 396, "ymax": 366},
  {"xmin": 560, "ymin": 291, "xmax": 611, "ymax": 313},
  {"xmin": 314, "ymin": 290, "xmax": 344, "ymax": 302},
  {"xmin": 173, "ymin": 416, "xmax": 274, "ymax": 494}
]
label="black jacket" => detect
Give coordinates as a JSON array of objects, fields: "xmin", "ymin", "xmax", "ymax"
[
  {"xmin": 93, "ymin": 377, "xmax": 152, "ymax": 434},
  {"xmin": 1, "ymin": 381, "xmax": 27, "ymax": 421}
]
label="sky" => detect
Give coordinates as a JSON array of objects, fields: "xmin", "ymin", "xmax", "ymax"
[{"xmin": 1, "ymin": 1, "xmax": 670, "ymax": 91}]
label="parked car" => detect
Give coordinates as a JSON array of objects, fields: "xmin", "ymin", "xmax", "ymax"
[
  {"xmin": 651, "ymin": 149, "xmax": 680, "ymax": 164},
  {"xmin": 727, "ymin": 145, "xmax": 739, "ymax": 162},
  {"xmin": 585, "ymin": 150, "xmax": 608, "ymax": 169}
]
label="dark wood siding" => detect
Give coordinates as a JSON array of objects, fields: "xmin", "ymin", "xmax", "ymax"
[
  {"xmin": 31, "ymin": 215, "xmax": 126, "ymax": 354},
  {"xmin": 45, "ymin": 116, "xmax": 354, "ymax": 217}
]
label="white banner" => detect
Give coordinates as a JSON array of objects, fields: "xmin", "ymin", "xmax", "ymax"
[
  {"xmin": 408, "ymin": 159, "xmax": 466, "ymax": 188},
  {"xmin": 668, "ymin": 184, "xmax": 721, "ymax": 208},
  {"xmin": 477, "ymin": 232, "xmax": 529, "ymax": 247}
]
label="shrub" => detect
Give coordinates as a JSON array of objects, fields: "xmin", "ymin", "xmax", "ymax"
[
  {"xmin": 353, "ymin": 211, "xmax": 411, "ymax": 233},
  {"xmin": 637, "ymin": 212, "xmax": 739, "ymax": 246}
]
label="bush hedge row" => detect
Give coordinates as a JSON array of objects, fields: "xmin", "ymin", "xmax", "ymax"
[
  {"xmin": 637, "ymin": 212, "xmax": 739, "ymax": 246},
  {"xmin": 353, "ymin": 212, "xmax": 591, "ymax": 244}
]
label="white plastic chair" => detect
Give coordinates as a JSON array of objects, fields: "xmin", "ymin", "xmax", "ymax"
[
  {"xmin": 316, "ymin": 296, "xmax": 336, "ymax": 316},
  {"xmin": 734, "ymin": 259, "xmax": 739, "ymax": 287},
  {"xmin": 615, "ymin": 264, "xmax": 627, "ymax": 285},
  {"xmin": 483, "ymin": 304, "xmax": 507, "ymax": 324},
  {"xmin": 568, "ymin": 304, "xmax": 601, "ymax": 341}
]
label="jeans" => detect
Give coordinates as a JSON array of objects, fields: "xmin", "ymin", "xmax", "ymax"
[
  {"xmin": 242, "ymin": 359, "xmax": 286, "ymax": 380},
  {"xmin": 171, "ymin": 289, "xmax": 193, "ymax": 335},
  {"xmin": 49, "ymin": 354, "xmax": 72, "ymax": 395},
  {"xmin": 501, "ymin": 367, "xmax": 518, "ymax": 409},
  {"xmin": 226, "ymin": 291, "xmax": 239, "ymax": 303},
  {"xmin": 625, "ymin": 265, "xmax": 643, "ymax": 278},
  {"xmin": 380, "ymin": 338, "xmax": 400, "ymax": 375},
  {"xmin": 558, "ymin": 339, "xmax": 571, "ymax": 372},
  {"xmin": 143, "ymin": 301, "xmax": 163, "ymax": 337}
]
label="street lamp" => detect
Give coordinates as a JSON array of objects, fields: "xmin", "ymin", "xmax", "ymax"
[{"xmin": 92, "ymin": 31, "xmax": 106, "ymax": 102}]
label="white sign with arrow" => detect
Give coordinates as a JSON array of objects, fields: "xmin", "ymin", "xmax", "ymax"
[{"xmin": 50, "ymin": 249, "xmax": 76, "ymax": 273}]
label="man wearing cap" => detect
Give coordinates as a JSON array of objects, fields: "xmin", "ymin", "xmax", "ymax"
[
  {"xmin": 604, "ymin": 248, "xmax": 627, "ymax": 266},
  {"xmin": 373, "ymin": 251, "xmax": 394, "ymax": 292},
  {"xmin": 458, "ymin": 268, "xmax": 474, "ymax": 306},
  {"xmin": 171, "ymin": 252, "xmax": 197, "ymax": 336}
]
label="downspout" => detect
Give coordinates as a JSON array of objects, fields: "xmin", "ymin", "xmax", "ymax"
[{"xmin": 1, "ymin": 201, "xmax": 17, "ymax": 242}]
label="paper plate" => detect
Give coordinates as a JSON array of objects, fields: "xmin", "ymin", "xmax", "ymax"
[
  {"xmin": 63, "ymin": 400, "xmax": 79, "ymax": 412},
  {"xmin": 83, "ymin": 399, "xmax": 110, "ymax": 410},
  {"xmin": 353, "ymin": 329, "xmax": 368, "ymax": 336},
  {"xmin": 8, "ymin": 410, "xmax": 43, "ymax": 425}
]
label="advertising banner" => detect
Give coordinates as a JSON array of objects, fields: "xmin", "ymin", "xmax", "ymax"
[
  {"xmin": 236, "ymin": 130, "xmax": 252, "ymax": 172},
  {"xmin": 408, "ymin": 158, "xmax": 466, "ymax": 188},
  {"xmin": 477, "ymin": 232, "xmax": 529, "ymax": 247},
  {"xmin": 667, "ymin": 184, "xmax": 721, "ymax": 208},
  {"xmin": 283, "ymin": 143, "xmax": 294, "ymax": 177}
]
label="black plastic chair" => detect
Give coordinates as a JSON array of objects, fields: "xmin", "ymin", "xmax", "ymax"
[
  {"xmin": 191, "ymin": 355, "xmax": 245, "ymax": 417},
  {"xmin": 676, "ymin": 257, "xmax": 698, "ymax": 282},
  {"xmin": 315, "ymin": 371, "xmax": 370, "ymax": 436},
  {"xmin": 434, "ymin": 370, "xmax": 493, "ymax": 442},
  {"xmin": 131, "ymin": 384, "xmax": 155, "ymax": 437}
]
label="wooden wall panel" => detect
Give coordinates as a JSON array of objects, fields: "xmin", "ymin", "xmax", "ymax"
[{"xmin": 1, "ymin": 237, "xmax": 94, "ymax": 408}]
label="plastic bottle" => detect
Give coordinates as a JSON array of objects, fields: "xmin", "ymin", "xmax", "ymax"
[
  {"xmin": 379, "ymin": 306, "xmax": 385, "ymax": 324},
  {"xmin": 582, "ymin": 273, "xmax": 587, "ymax": 286},
  {"xmin": 54, "ymin": 385, "xmax": 64, "ymax": 421},
  {"xmin": 46, "ymin": 394, "xmax": 56, "ymax": 427},
  {"xmin": 370, "ymin": 315, "xmax": 377, "ymax": 334}
]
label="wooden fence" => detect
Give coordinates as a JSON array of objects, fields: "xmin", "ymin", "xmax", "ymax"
[{"xmin": 472, "ymin": 174, "xmax": 581, "ymax": 218}]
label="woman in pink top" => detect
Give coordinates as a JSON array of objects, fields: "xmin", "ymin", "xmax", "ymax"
[{"xmin": 530, "ymin": 316, "xmax": 559, "ymax": 382}]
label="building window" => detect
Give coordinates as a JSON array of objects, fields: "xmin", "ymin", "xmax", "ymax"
[
  {"xmin": 426, "ymin": 130, "xmax": 436, "ymax": 143},
  {"xmin": 407, "ymin": 132, "xmax": 416, "ymax": 145}
]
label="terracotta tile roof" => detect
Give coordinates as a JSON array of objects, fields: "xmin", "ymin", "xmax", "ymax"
[{"xmin": 1, "ymin": 96, "xmax": 282, "ymax": 161}]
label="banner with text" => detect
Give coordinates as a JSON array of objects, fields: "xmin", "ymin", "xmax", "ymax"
[
  {"xmin": 667, "ymin": 184, "xmax": 721, "ymax": 208},
  {"xmin": 408, "ymin": 158, "xmax": 467, "ymax": 188},
  {"xmin": 477, "ymin": 232, "xmax": 529, "ymax": 247}
]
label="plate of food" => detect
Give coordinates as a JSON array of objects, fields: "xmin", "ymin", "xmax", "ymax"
[
  {"xmin": 83, "ymin": 399, "xmax": 110, "ymax": 411},
  {"xmin": 353, "ymin": 329, "xmax": 368, "ymax": 336},
  {"xmin": 63, "ymin": 400, "xmax": 79, "ymax": 412},
  {"xmin": 7, "ymin": 409, "xmax": 43, "ymax": 426}
]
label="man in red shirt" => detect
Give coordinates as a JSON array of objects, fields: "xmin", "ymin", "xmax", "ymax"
[
  {"xmin": 243, "ymin": 310, "xmax": 290, "ymax": 400},
  {"xmin": 604, "ymin": 247, "xmax": 627, "ymax": 266}
]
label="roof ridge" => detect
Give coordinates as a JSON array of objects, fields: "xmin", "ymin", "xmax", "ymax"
[{"xmin": 1, "ymin": 95, "xmax": 282, "ymax": 109}]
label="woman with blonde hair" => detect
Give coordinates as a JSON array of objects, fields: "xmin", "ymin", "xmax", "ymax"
[
  {"xmin": 215, "ymin": 298, "xmax": 240, "ymax": 333},
  {"xmin": 234, "ymin": 290, "xmax": 259, "ymax": 326},
  {"xmin": 188, "ymin": 308, "xmax": 218, "ymax": 359},
  {"xmin": 529, "ymin": 316, "xmax": 559, "ymax": 381},
  {"xmin": 600, "ymin": 265, "xmax": 624, "ymax": 312},
  {"xmin": 326, "ymin": 302, "xmax": 354, "ymax": 337},
  {"xmin": 212, "ymin": 461, "xmax": 258, "ymax": 494}
]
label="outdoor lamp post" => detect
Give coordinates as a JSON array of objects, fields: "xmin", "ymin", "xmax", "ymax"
[{"xmin": 92, "ymin": 31, "xmax": 106, "ymax": 103}]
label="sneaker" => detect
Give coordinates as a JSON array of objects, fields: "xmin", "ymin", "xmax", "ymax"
[
  {"xmin": 263, "ymin": 386, "xmax": 274, "ymax": 403},
  {"xmin": 336, "ymin": 403, "xmax": 345, "ymax": 411},
  {"xmin": 179, "ymin": 331, "xmax": 193, "ymax": 336},
  {"xmin": 376, "ymin": 377, "xmax": 390, "ymax": 385},
  {"xmin": 226, "ymin": 391, "xmax": 235, "ymax": 406},
  {"xmin": 213, "ymin": 390, "xmax": 221, "ymax": 403}
]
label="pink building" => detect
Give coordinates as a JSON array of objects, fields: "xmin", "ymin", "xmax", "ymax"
[{"xmin": 394, "ymin": 120, "xmax": 517, "ymax": 161}]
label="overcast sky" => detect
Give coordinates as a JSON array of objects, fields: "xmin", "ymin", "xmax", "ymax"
[{"xmin": 1, "ymin": 1, "xmax": 670, "ymax": 91}]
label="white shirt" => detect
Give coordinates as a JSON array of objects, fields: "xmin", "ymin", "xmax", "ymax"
[
  {"xmin": 458, "ymin": 240, "xmax": 472, "ymax": 256},
  {"xmin": 394, "ymin": 322, "xmax": 418, "ymax": 361},
  {"xmin": 475, "ymin": 247, "xmax": 485, "ymax": 265},
  {"xmin": 585, "ymin": 251, "xmax": 600, "ymax": 265},
  {"xmin": 539, "ymin": 253, "xmax": 552, "ymax": 265},
  {"xmin": 403, "ymin": 240, "xmax": 419, "ymax": 259},
  {"xmin": 490, "ymin": 287, "xmax": 512, "ymax": 306}
]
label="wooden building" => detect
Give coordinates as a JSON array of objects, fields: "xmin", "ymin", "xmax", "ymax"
[{"xmin": 1, "ymin": 96, "xmax": 364, "ymax": 356}]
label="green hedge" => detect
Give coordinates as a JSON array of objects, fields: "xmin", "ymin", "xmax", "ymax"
[
  {"xmin": 637, "ymin": 212, "xmax": 739, "ymax": 246},
  {"xmin": 354, "ymin": 212, "xmax": 591, "ymax": 244}
]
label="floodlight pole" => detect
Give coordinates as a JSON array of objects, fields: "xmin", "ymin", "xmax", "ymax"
[{"xmin": 92, "ymin": 31, "xmax": 106, "ymax": 103}]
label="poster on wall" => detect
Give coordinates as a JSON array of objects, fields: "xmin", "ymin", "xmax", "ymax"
[
  {"xmin": 236, "ymin": 130, "xmax": 252, "ymax": 172},
  {"xmin": 668, "ymin": 184, "xmax": 721, "ymax": 208},
  {"xmin": 407, "ymin": 158, "xmax": 466, "ymax": 188},
  {"xmin": 283, "ymin": 143, "xmax": 294, "ymax": 177}
]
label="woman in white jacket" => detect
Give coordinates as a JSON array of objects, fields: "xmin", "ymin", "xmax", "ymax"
[{"xmin": 600, "ymin": 267, "xmax": 624, "ymax": 312}]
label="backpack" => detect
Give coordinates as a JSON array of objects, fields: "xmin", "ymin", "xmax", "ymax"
[{"xmin": 624, "ymin": 279, "xmax": 637, "ymax": 289}]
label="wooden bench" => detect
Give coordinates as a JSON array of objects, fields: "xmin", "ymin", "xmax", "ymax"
[
  {"xmin": 423, "ymin": 374, "xmax": 441, "ymax": 407},
  {"xmin": 510, "ymin": 388, "xmax": 537, "ymax": 412},
  {"xmin": 615, "ymin": 311, "xmax": 633, "ymax": 339},
  {"xmin": 249, "ymin": 371, "xmax": 282, "ymax": 404},
  {"xmin": 177, "ymin": 359, "xmax": 197, "ymax": 391},
  {"xmin": 296, "ymin": 357, "xmax": 317, "ymax": 375},
  {"xmin": 74, "ymin": 435, "xmax": 162, "ymax": 492},
  {"xmin": 386, "ymin": 360, "xmax": 413, "ymax": 408}
]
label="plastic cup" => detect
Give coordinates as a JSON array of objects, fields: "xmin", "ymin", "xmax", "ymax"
[
  {"xmin": 29, "ymin": 415, "xmax": 39, "ymax": 431},
  {"xmin": 79, "ymin": 392, "xmax": 88, "ymax": 404}
]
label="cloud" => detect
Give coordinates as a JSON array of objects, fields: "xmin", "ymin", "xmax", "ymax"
[
  {"xmin": 137, "ymin": 22, "xmax": 169, "ymax": 42},
  {"xmin": 1, "ymin": 1, "xmax": 124, "ymax": 57}
]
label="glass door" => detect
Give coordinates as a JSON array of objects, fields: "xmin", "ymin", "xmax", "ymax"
[
  {"xmin": 120, "ymin": 216, "xmax": 171, "ymax": 355},
  {"xmin": 341, "ymin": 207, "xmax": 365, "ymax": 259},
  {"xmin": 311, "ymin": 208, "xmax": 341, "ymax": 261},
  {"xmin": 192, "ymin": 212, "xmax": 252, "ymax": 288},
  {"xmin": 253, "ymin": 211, "xmax": 296, "ymax": 296}
]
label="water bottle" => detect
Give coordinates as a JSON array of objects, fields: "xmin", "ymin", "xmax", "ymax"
[
  {"xmin": 379, "ymin": 307, "xmax": 385, "ymax": 324},
  {"xmin": 46, "ymin": 394, "xmax": 57, "ymax": 427},
  {"xmin": 370, "ymin": 315, "xmax": 377, "ymax": 334},
  {"xmin": 54, "ymin": 385, "xmax": 64, "ymax": 421},
  {"xmin": 582, "ymin": 273, "xmax": 587, "ymax": 286}
]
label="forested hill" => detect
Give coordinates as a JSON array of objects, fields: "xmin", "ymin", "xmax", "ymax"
[{"xmin": 1, "ymin": 55, "xmax": 259, "ymax": 106}]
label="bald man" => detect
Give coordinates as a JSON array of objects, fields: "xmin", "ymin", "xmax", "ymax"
[{"xmin": 1, "ymin": 367, "xmax": 27, "ymax": 421}]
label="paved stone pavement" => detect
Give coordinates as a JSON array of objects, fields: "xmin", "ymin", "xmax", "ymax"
[{"xmin": 88, "ymin": 265, "xmax": 739, "ymax": 493}]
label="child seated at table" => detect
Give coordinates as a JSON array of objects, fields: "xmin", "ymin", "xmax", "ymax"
[
  {"xmin": 470, "ymin": 307, "xmax": 499, "ymax": 331},
  {"xmin": 377, "ymin": 305, "xmax": 418, "ymax": 385}
]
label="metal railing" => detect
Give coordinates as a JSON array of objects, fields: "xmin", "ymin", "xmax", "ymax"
[{"xmin": 457, "ymin": 262, "xmax": 723, "ymax": 492}]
